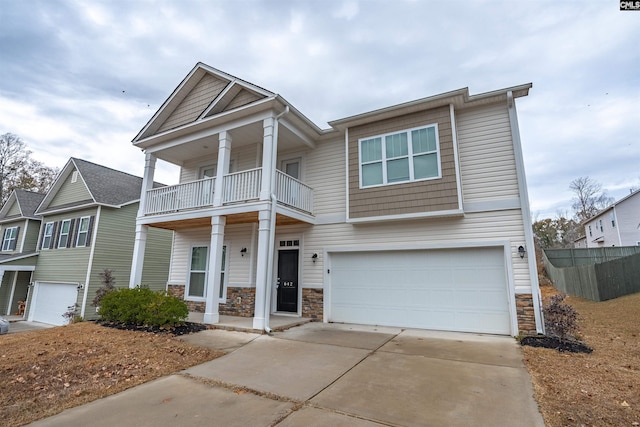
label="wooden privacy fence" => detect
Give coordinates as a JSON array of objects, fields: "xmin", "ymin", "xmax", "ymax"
[{"xmin": 543, "ymin": 247, "xmax": 640, "ymax": 301}]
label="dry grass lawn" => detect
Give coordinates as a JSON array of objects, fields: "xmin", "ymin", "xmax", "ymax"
[
  {"xmin": 0, "ymin": 322, "xmax": 223, "ymax": 427},
  {"xmin": 523, "ymin": 286, "xmax": 640, "ymax": 426}
]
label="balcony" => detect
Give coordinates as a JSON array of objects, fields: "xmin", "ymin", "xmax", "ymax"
[{"xmin": 144, "ymin": 168, "xmax": 313, "ymax": 216}]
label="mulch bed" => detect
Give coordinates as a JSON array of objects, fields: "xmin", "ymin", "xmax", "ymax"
[
  {"xmin": 98, "ymin": 320, "xmax": 208, "ymax": 336},
  {"xmin": 521, "ymin": 335, "xmax": 593, "ymax": 353}
]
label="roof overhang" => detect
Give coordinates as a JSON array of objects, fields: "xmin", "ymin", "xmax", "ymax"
[{"xmin": 328, "ymin": 83, "xmax": 532, "ymax": 131}]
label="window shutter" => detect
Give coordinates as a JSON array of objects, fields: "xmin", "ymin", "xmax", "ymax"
[
  {"xmin": 11, "ymin": 226, "xmax": 20, "ymax": 250},
  {"xmin": 1, "ymin": 228, "xmax": 7, "ymax": 250},
  {"xmin": 71, "ymin": 218, "xmax": 80, "ymax": 248},
  {"xmin": 67, "ymin": 219, "xmax": 76, "ymax": 248},
  {"xmin": 51, "ymin": 222, "xmax": 59, "ymax": 249},
  {"xmin": 85, "ymin": 216, "xmax": 95, "ymax": 247},
  {"xmin": 39, "ymin": 224, "xmax": 46, "ymax": 249}
]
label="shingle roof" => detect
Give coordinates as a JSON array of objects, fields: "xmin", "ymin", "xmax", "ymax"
[
  {"xmin": 71, "ymin": 158, "xmax": 144, "ymax": 206},
  {"xmin": 14, "ymin": 190, "xmax": 45, "ymax": 218}
]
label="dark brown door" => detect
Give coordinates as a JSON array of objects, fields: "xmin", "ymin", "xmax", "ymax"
[{"xmin": 277, "ymin": 249, "xmax": 299, "ymax": 312}]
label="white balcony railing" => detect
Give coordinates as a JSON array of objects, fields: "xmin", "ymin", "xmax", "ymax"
[
  {"xmin": 143, "ymin": 168, "xmax": 313, "ymax": 216},
  {"xmin": 145, "ymin": 177, "xmax": 215, "ymax": 215},
  {"xmin": 275, "ymin": 170, "xmax": 314, "ymax": 213},
  {"xmin": 222, "ymin": 168, "xmax": 262, "ymax": 203}
]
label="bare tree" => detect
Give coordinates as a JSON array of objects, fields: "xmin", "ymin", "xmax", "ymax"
[
  {"xmin": 569, "ymin": 176, "xmax": 614, "ymax": 222},
  {"xmin": 0, "ymin": 133, "xmax": 58, "ymax": 205}
]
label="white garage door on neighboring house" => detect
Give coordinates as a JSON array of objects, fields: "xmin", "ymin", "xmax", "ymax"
[
  {"xmin": 329, "ymin": 247, "xmax": 512, "ymax": 335},
  {"xmin": 31, "ymin": 282, "xmax": 78, "ymax": 326}
]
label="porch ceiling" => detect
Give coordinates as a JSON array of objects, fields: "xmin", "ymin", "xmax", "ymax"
[
  {"xmin": 151, "ymin": 121, "xmax": 310, "ymax": 166},
  {"xmin": 149, "ymin": 212, "xmax": 308, "ymax": 231}
]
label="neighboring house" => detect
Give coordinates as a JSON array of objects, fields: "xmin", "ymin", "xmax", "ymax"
[
  {"xmin": 0, "ymin": 190, "xmax": 45, "ymax": 316},
  {"xmin": 573, "ymin": 235, "xmax": 587, "ymax": 249},
  {"xmin": 582, "ymin": 190, "xmax": 640, "ymax": 248},
  {"xmin": 129, "ymin": 63, "xmax": 543, "ymax": 336},
  {"xmin": 21, "ymin": 158, "xmax": 173, "ymax": 326}
]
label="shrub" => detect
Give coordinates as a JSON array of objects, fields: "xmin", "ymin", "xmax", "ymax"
[
  {"xmin": 543, "ymin": 293, "xmax": 579, "ymax": 342},
  {"xmin": 99, "ymin": 287, "xmax": 188, "ymax": 327},
  {"xmin": 92, "ymin": 269, "xmax": 116, "ymax": 307}
]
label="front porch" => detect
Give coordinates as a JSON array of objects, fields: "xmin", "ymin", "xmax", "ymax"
[{"xmin": 188, "ymin": 312, "xmax": 313, "ymax": 334}]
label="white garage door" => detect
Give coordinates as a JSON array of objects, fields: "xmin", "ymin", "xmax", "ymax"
[
  {"xmin": 31, "ymin": 283, "xmax": 78, "ymax": 326},
  {"xmin": 329, "ymin": 247, "xmax": 512, "ymax": 335}
]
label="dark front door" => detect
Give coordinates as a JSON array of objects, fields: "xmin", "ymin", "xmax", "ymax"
[{"xmin": 277, "ymin": 249, "xmax": 299, "ymax": 312}]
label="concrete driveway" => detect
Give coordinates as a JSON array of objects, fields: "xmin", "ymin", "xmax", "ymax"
[
  {"xmin": 6, "ymin": 319, "xmax": 53, "ymax": 334},
  {"xmin": 29, "ymin": 323, "xmax": 544, "ymax": 427}
]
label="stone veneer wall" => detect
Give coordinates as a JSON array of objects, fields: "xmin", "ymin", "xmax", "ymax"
[
  {"xmin": 219, "ymin": 287, "xmax": 255, "ymax": 317},
  {"xmin": 302, "ymin": 288, "xmax": 323, "ymax": 319},
  {"xmin": 168, "ymin": 285, "xmax": 255, "ymax": 316},
  {"xmin": 515, "ymin": 294, "xmax": 537, "ymax": 335}
]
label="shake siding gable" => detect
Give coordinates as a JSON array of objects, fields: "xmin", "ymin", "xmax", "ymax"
[
  {"xmin": 48, "ymin": 169, "xmax": 93, "ymax": 207},
  {"xmin": 224, "ymin": 89, "xmax": 262, "ymax": 112},
  {"xmin": 157, "ymin": 74, "xmax": 230, "ymax": 134},
  {"xmin": 347, "ymin": 106, "xmax": 459, "ymax": 219},
  {"xmin": 456, "ymin": 104, "xmax": 519, "ymax": 203}
]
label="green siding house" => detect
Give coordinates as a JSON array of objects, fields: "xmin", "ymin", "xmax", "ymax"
[
  {"xmin": 1, "ymin": 158, "xmax": 173, "ymax": 325},
  {"xmin": 0, "ymin": 190, "xmax": 45, "ymax": 316}
]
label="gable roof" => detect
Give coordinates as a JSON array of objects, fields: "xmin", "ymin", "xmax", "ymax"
[
  {"xmin": 36, "ymin": 158, "xmax": 148, "ymax": 214},
  {"xmin": 0, "ymin": 190, "xmax": 45, "ymax": 223},
  {"xmin": 134, "ymin": 63, "xmax": 276, "ymax": 143},
  {"xmin": 586, "ymin": 189, "xmax": 640, "ymax": 223}
]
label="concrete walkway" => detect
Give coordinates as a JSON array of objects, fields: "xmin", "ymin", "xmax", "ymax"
[{"xmin": 28, "ymin": 323, "xmax": 545, "ymax": 427}]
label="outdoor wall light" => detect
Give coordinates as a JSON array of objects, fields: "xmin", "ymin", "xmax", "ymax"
[
  {"xmin": 77, "ymin": 283, "xmax": 84, "ymax": 290},
  {"xmin": 240, "ymin": 248, "xmax": 247, "ymax": 256},
  {"xmin": 312, "ymin": 253, "xmax": 318, "ymax": 263},
  {"xmin": 518, "ymin": 245, "xmax": 526, "ymax": 259}
]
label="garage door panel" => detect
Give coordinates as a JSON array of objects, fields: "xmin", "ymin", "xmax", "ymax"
[
  {"xmin": 330, "ymin": 248, "xmax": 511, "ymax": 335},
  {"xmin": 32, "ymin": 283, "xmax": 78, "ymax": 326}
]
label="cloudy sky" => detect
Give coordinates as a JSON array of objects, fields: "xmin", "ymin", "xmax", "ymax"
[{"xmin": 1, "ymin": 0, "xmax": 638, "ymax": 218}]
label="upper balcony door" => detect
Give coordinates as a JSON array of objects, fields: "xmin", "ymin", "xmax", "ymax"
[{"xmin": 281, "ymin": 158, "xmax": 301, "ymax": 180}]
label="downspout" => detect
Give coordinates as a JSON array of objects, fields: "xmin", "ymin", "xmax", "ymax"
[{"xmin": 263, "ymin": 106, "xmax": 289, "ymax": 333}]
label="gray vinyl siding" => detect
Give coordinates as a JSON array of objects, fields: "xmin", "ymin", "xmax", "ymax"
[
  {"xmin": 85, "ymin": 204, "xmax": 138, "ymax": 318},
  {"xmin": 0, "ymin": 271, "xmax": 13, "ymax": 314},
  {"xmin": 140, "ymin": 226, "xmax": 172, "ymax": 289},
  {"xmin": 48, "ymin": 168, "xmax": 93, "ymax": 207},
  {"xmin": 22, "ymin": 219, "xmax": 41, "ymax": 252},
  {"xmin": 617, "ymin": 194, "xmax": 640, "ymax": 246}
]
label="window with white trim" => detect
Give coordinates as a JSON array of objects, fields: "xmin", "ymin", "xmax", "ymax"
[
  {"xmin": 359, "ymin": 124, "xmax": 440, "ymax": 188},
  {"xmin": 58, "ymin": 219, "xmax": 71, "ymax": 248},
  {"xmin": 76, "ymin": 216, "xmax": 91, "ymax": 247},
  {"xmin": 186, "ymin": 245, "xmax": 228, "ymax": 301},
  {"xmin": 588, "ymin": 225, "xmax": 592, "ymax": 237},
  {"xmin": 1, "ymin": 226, "xmax": 18, "ymax": 251},
  {"xmin": 598, "ymin": 219, "xmax": 603, "ymax": 232},
  {"xmin": 41, "ymin": 222, "xmax": 54, "ymax": 249},
  {"xmin": 610, "ymin": 212, "xmax": 615, "ymax": 228}
]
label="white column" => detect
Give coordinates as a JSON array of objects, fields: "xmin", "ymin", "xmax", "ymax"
[
  {"xmin": 252, "ymin": 209, "xmax": 272, "ymax": 329},
  {"xmin": 203, "ymin": 215, "xmax": 226, "ymax": 324},
  {"xmin": 260, "ymin": 117, "xmax": 276, "ymax": 201},
  {"xmin": 213, "ymin": 131, "xmax": 232, "ymax": 206},
  {"xmin": 129, "ymin": 153, "xmax": 156, "ymax": 288}
]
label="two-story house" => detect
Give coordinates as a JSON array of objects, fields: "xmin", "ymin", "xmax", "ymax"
[
  {"xmin": 129, "ymin": 63, "xmax": 543, "ymax": 336},
  {"xmin": 13, "ymin": 158, "xmax": 174, "ymax": 326},
  {"xmin": 0, "ymin": 190, "xmax": 45, "ymax": 316},
  {"xmin": 582, "ymin": 190, "xmax": 640, "ymax": 248}
]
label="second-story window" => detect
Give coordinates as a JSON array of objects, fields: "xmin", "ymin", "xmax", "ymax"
[
  {"xmin": 598, "ymin": 219, "xmax": 603, "ymax": 232},
  {"xmin": 41, "ymin": 222, "xmax": 55, "ymax": 249},
  {"xmin": 1, "ymin": 226, "xmax": 19, "ymax": 251},
  {"xmin": 359, "ymin": 124, "xmax": 441, "ymax": 188},
  {"xmin": 58, "ymin": 219, "xmax": 72, "ymax": 248},
  {"xmin": 610, "ymin": 212, "xmax": 616, "ymax": 228},
  {"xmin": 76, "ymin": 216, "xmax": 91, "ymax": 247}
]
